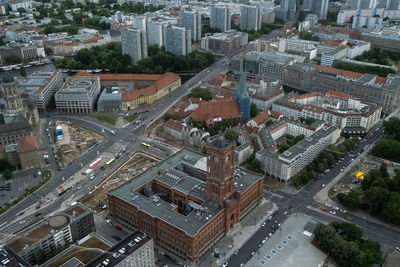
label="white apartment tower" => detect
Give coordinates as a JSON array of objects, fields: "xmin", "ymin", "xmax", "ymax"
[
  {"xmin": 121, "ymin": 28, "xmax": 148, "ymax": 65},
  {"xmin": 210, "ymin": 5, "xmax": 231, "ymax": 32},
  {"xmin": 164, "ymin": 26, "xmax": 192, "ymax": 55},
  {"xmin": 179, "ymin": 10, "xmax": 201, "ymax": 42},
  {"xmin": 240, "ymin": 5, "xmax": 262, "ymax": 31}
]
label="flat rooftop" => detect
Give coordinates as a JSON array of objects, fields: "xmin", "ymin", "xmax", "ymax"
[
  {"xmin": 86, "ymin": 230, "xmax": 151, "ymax": 267},
  {"xmin": 109, "ymin": 148, "xmax": 262, "ymax": 237},
  {"xmin": 0, "ymin": 247, "xmax": 31, "ymax": 267}
]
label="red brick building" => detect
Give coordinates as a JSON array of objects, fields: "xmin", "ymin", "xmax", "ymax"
[{"xmin": 108, "ymin": 136, "xmax": 263, "ymax": 262}]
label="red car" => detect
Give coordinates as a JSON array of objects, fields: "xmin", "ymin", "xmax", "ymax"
[
  {"xmin": 155, "ymin": 259, "xmax": 161, "ymax": 264},
  {"xmin": 116, "ymin": 225, "xmax": 123, "ymax": 231}
]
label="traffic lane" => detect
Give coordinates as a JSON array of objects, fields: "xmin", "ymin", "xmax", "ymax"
[
  {"xmin": 227, "ymin": 213, "xmax": 287, "ymax": 267},
  {"xmin": 301, "ymin": 206, "xmax": 399, "ymax": 252}
]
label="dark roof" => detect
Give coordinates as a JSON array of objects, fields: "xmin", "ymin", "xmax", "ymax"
[
  {"xmin": 3, "ymin": 74, "xmax": 14, "ymax": 84},
  {"xmin": 0, "ymin": 118, "xmax": 32, "ymax": 134}
]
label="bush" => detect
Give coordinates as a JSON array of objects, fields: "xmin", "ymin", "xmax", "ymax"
[
  {"xmin": 187, "ymin": 88, "xmax": 211, "ymax": 101},
  {"xmin": 334, "ymin": 61, "xmax": 395, "ymax": 77},
  {"xmin": 2, "ymin": 169, "xmax": 13, "ymax": 179},
  {"xmin": 164, "ymin": 113, "xmax": 181, "ymax": 122}
]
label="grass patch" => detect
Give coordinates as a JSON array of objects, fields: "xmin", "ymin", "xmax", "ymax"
[
  {"xmin": 0, "ymin": 170, "xmax": 52, "ymax": 215},
  {"xmin": 264, "ymin": 177, "xmax": 284, "ymax": 190},
  {"xmin": 92, "ymin": 115, "xmax": 117, "ymax": 125},
  {"xmin": 47, "ymin": 236, "xmax": 110, "ymax": 267},
  {"xmin": 123, "ymin": 114, "xmax": 138, "ymax": 123}
]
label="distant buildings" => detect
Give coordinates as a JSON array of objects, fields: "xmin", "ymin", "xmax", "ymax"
[
  {"xmin": 7, "ymin": 203, "xmax": 95, "ymax": 265},
  {"xmin": 278, "ymin": 38, "xmax": 318, "ymax": 60},
  {"xmin": 240, "ymin": 5, "xmax": 261, "ymax": 31},
  {"xmin": 360, "ymin": 31, "xmax": 400, "ymax": 51},
  {"xmin": 210, "ymin": 5, "xmax": 231, "ymax": 32},
  {"xmin": 201, "ymin": 30, "xmax": 248, "ymax": 55},
  {"xmin": 179, "ymin": 10, "xmax": 201, "ymax": 42},
  {"xmin": 55, "ymin": 76, "xmax": 101, "ymax": 114},
  {"xmin": 87, "ymin": 230, "xmax": 155, "ymax": 267},
  {"xmin": 164, "ymin": 25, "xmax": 192, "ymax": 55},
  {"xmin": 274, "ymin": 0, "xmax": 297, "ymax": 22},
  {"xmin": 121, "ymin": 28, "xmax": 148, "ymax": 65},
  {"xmin": 352, "ymin": 15, "xmax": 383, "ymax": 31},
  {"xmin": 302, "ymin": 0, "xmax": 328, "ymax": 19},
  {"xmin": 147, "ymin": 20, "xmax": 166, "ymax": 47}
]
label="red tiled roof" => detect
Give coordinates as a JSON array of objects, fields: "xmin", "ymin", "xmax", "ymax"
[
  {"xmin": 326, "ymin": 90, "xmax": 351, "ymax": 100},
  {"xmin": 191, "ymin": 100, "xmax": 241, "ymax": 122},
  {"xmin": 251, "ymin": 110, "xmax": 270, "ymax": 126},
  {"xmin": 18, "ymin": 136, "xmax": 37, "ymax": 152},
  {"xmin": 316, "ymin": 65, "xmax": 364, "ymax": 80},
  {"xmin": 376, "ymin": 76, "xmax": 387, "ymax": 84},
  {"xmin": 76, "ymin": 72, "xmax": 180, "ymax": 101},
  {"xmin": 165, "ymin": 119, "xmax": 183, "ymax": 131}
]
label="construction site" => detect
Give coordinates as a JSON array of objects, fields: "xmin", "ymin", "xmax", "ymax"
[
  {"xmin": 80, "ymin": 152, "xmax": 158, "ymax": 216},
  {"xmin": 55, "ymin": 121, "xmax": 104, "ymax": 165}
]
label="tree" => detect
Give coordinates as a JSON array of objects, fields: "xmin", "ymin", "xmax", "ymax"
[
  {"xmin": 224, "ymin": 130, "xmax": 239, "ymax": 143},
  {"xmin": 299, "ymin": 31, "xmax": 319, "ymax": 41},
  {"xmin": 19, "ymin": 67, "xmax": 27, "ymax": 77},
  {"xmin": 187, "ymin": 88, "xmax": 211, "ymax": 101},
  {"xmin": 5, "ymin": 54, "xmax": 22, "ymax": 64},
  {"xmin": 0, "ymin": 159, "xmax": 14, "ymax": 172},
  {"xmin": 278, "ymin": 143, "xmax": 291, "ymax": 154},
  {"xmin": 341, "ymin": 189, "xmax": 360, "ymax": 210},
  {"xmin": 265, "ymin": 119, "xmax": 273, "ymax": 127},
  {"xmin": 17, "ymin": 7, "xmax": 26, "ymax": 13},
  {"xmin": 250, "ymin": 103, "xmax": 258, "ymax": 118},
  {"xmin": 163, "ymin": 113, "xmax": 180, "ymax": 122},
  {"xmin": 2, "ymin": 169, "xmax": 13, "ymax": 179},
  {"xmin": 0, "ymin": 38, "xmax": 5, "ymax": 46}
]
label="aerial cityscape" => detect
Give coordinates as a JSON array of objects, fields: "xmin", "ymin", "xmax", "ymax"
[{"xmin": 0, "ymin": 0, "xmax": 400, "ymax": 266}]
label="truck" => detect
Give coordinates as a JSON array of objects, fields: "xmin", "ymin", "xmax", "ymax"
[
  {"xmin": 56, "ymin": 126, "xmax": 63, "ymax": 140},
  {"xmin": 56, "ymin": 185, "xmax": 71, "ymax": 196},
  {"xmin": 81, "ymin": 169, "xmax": 93, "ymax": 175}
]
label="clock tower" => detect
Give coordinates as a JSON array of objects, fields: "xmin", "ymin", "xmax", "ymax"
[{"xmin": 206, "ymin": 135, "xmax": 235, "ymax": 206}]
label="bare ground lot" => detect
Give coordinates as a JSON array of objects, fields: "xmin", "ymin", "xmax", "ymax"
[
  {"xmin": 80, "ymin": 153, "xmax": 158, "ymax": 215},
  {"xmin": 56, "ymin": 121, "xmax": 104, "ymax": 164}
]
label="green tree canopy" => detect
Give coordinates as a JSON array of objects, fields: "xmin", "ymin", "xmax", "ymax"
[
  {"xmin": 5, "ymin": 54, "xmax": 22, "ymax": 64},
  {"xmin": 187, "ymin": 88, "xmax": 211, "ymax": 101},
  {"xmin": 224, "ymin": 130, "xmax": 239, "ymax": 143},
  {"xmin": 250, "ymin": 103, "xmax": 258, "ymax": 118}
]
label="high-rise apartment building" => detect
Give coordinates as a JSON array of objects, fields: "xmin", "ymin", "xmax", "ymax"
[
  {"xmin": 351, "ymin": 0, "xmax": 377, "ymax": 9},
  {"xmin": 302, "ymin": 0, "xmax": 328, "ymax": 19},
  {"xmin": 275, "ymin": 0, "xmax": 297, "ymax": 21},
  {"xmin": 179, "ymin": 10, "xmax": 201, "ymax": 42},
  {"xmin": 121, "ymin": 28, "xmax": 148, "ymax": 65},
  {"xmin": 164, "ymin": 26, "xmax": 192, "ymax": 55},
  {"xmin": 240, "ymin": 5, "xmax": 261, "ymax": 31},
  {"xmin": 147, "ymin": 20, "xmax": 165, "ymax": 47},
  {"xmin": 210, "ymin": 5, "xmax": 231, "ymax": 32}
]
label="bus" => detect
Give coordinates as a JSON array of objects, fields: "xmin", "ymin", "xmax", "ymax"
[
  {"xmin": 105, "ymin": 158, "xmax": 115, "ymax": 167},
  {"xmin": 141, "ymin": 143, "xmax": 151, "ymax": 149}
]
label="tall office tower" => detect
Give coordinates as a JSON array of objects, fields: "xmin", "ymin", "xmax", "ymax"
[
  {"xmin": 121, "ymin": 28, "xmax": 148, "ymax": 65},
  {"xmin": 240, "ymin": 5, "xmax": 262, "ymax": 31},
  {"xmin": 210, "ymin": 5, "xmax": 231, "ymax": 32},
  {"xmin": 147, "ymin": 20, "xmax": 165, "ymax": 47},
  {"xmin": 164, "ymin": 26, "xmax": 192, "ymax": 55},
  {"xmin": 179, "ymin": 10, "xmax": 201, "ymax": 42},
  {"xmin": 351, "ymin": 0, "xmax": 377, "ymax": 9}
]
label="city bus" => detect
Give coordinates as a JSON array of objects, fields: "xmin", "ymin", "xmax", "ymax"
[
  {"xmin": 105, "ymin": 158, "xmax": 115, "ymax": 167},
  {"xmin": 141, "ymin": 143, "xmax": 151, "ymax": 149}
]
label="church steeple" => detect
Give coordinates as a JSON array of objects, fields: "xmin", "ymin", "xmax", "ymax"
[{"xmin": 238, "ymin": 61, "xmax": 249, "ymax": 98}]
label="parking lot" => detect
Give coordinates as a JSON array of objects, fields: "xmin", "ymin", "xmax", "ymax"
[{"xmin": 246, "ymin": 213, "xmax": 328, "ymax": 267}]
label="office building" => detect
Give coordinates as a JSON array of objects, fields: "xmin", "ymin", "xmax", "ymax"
[
  {"xmin": 179, "ymin": 10, "xmax": 201, "ymax": 42},
  {"xmin": 360, "ymin": 31, "xmax": 400, "ymax": 52},
  {"xmin": 278, "ymin": 38, "xmax": 318, "ymax": 60},
  {"xmin": 262, "ymin": 10, "xmax": 275, "ymax": 24},
  {"xmin": 87, "ymin": 230, "xmax": 154, "ymax": 267},
  {"xmin": 320, "ymin": 47, "xmax": 347, "ymax": 67},
  {"xmin": 16, "ymin": 71, "xmax": 63, "ymax": 112},
  {"xmin": 55, "ymin": 76, "xmax": 101, "ymax": 114},
  {"xmin": 121, "ymin": 28, "xmax": 148, "ymax": 65},
  {"xmin": 210, "ymin": 5, "xmax": 231, "ymax": 32},
  {"xmin": 164, "ymin": 26, "xmax": 192, "ymax": 55},
  {"xmin": 147, "ymin": 20, "xmax": 165, "ymax": 47},
  {"xmin": 352, "ymin": 15, "xmax": 383, "ymax": 30},
  {"xmin": 201, "ymin": 30, "xmax": 248, "ymax": 55},
  {"xmin": 256, "ymin": 119, "xmax": 340, "ymax": 182},
  {"xmin": 240, "ymin": 5, "xmax": 261, "ymax": 31},
  {"xmin": 7, "ymin": 203, "xmax": 95, "ymax": 266},
  {"xmin": 272, "ymin": 91, "xmax": 382, "ymax": 133},
  {"xmin": 307, "ymin": 0, "xmax": 328, "ymax": 19},
  {"xmin": 108, "ymin": 136, "xmax": 264, "ymax": 262}
]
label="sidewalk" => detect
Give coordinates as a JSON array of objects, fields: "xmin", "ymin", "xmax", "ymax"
[{"xmin": 198, "ymin": 199, "xmax": 278, "ymax": 267}]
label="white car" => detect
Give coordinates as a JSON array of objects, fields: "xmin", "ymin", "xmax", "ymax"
[
  {"xmin": 329, "ymin": 211, "xmax": 336, "ymax": 215},
  {"xmin": 262, "ymin": 222, "xmax": 266, "ymax": 227},
  {"xmin": 322, "ymin": 184, "xmax": 326, "ymax": 188},
  {"xmin": 396, "ymin": 247, "xmax": 400, "ymax": 252},
  {"xmin": 19, "ymin": 220, "xmax": 25, "ymax": 225}
]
